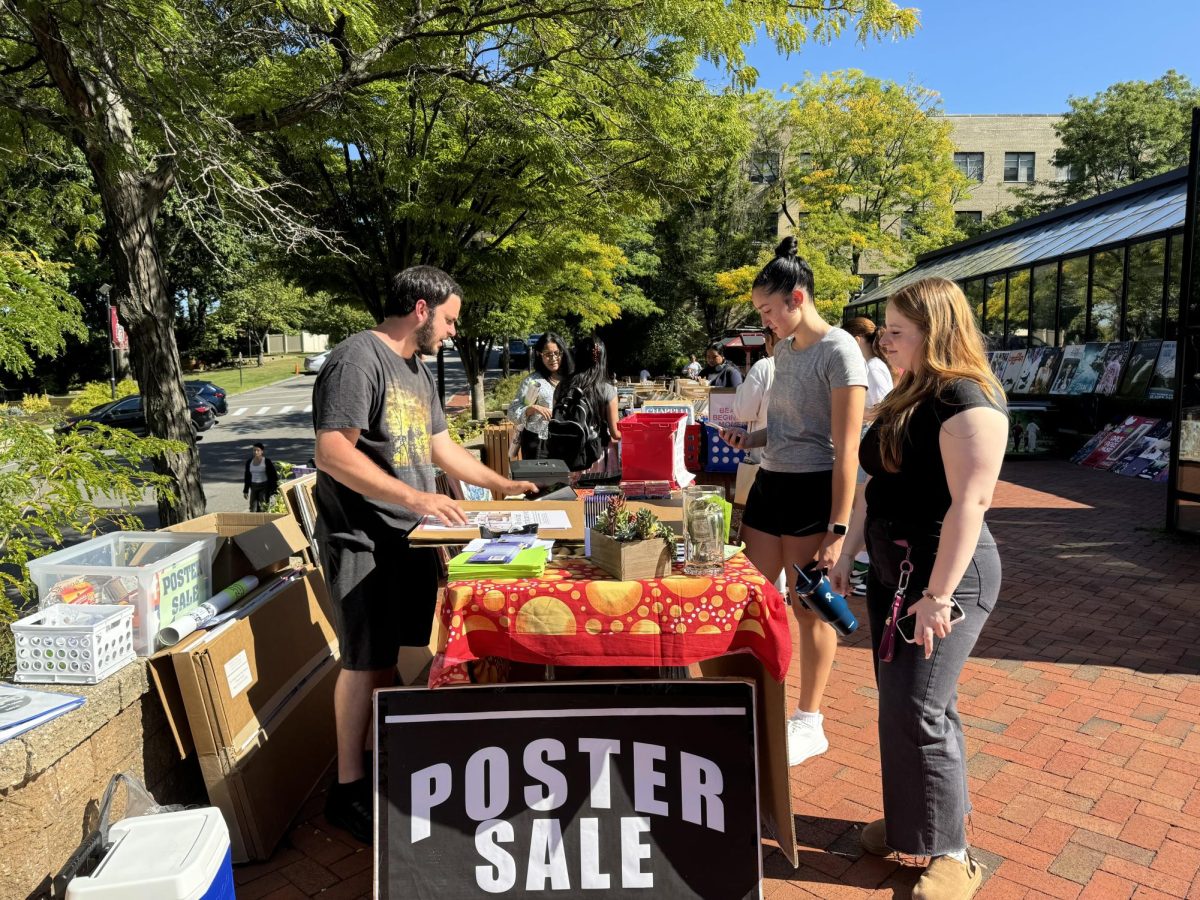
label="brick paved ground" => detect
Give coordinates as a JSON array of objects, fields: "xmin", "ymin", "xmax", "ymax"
[{"xmin": 235, "ymin": 460, "xmax": 1200, "ymax": 899}]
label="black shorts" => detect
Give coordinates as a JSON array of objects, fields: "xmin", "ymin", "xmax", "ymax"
[
  {"xmin": 319, "ymin": 527, "xmax": 440, "ymax": 671},
  {"xmin": 740, "ymin": 468, "xmax": 833, "ymax": 538}
]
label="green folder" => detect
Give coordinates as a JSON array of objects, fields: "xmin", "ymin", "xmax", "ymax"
[{"xmin": 447, "ymin": 546, "xmax": 548, "ymax": 581}]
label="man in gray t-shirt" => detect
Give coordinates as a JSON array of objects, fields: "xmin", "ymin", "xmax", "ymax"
[{"xmin": 312, "ymin": 265, "xmax": 536, "ymax": 845}]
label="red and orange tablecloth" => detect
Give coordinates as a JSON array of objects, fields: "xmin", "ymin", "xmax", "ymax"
[{"xmin": 428, "ymin": 552, "xmax": 792, "ymax": 688}]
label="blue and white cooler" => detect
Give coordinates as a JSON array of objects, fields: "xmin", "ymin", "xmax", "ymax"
[{"xmin": 66, "ymin": 807, "xmax": 234, "ymax": 900}]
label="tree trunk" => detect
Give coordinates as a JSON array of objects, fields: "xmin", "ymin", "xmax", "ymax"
[{"xmin": 104, "ymin": 181, "xmax": 207, "ymax": 524}]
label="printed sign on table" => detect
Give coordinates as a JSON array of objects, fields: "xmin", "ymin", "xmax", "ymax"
[{"xmin": 375, "ymin": 681, "xmax": 761, "ymax": 899}]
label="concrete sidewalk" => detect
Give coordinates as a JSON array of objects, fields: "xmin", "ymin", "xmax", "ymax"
[{"xmin": 233, "ymin": 460, "xmax": 1200, "ymax": 899}]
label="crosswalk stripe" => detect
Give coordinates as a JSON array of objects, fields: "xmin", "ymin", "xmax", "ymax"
[
  {"xmin": 256, "ymin": 406, "xmax": 270, "ymax": 415},
  {"xmin": 279, "ymin": 405, "xmax": 293, "ymax": 414},
  {"xmin": 232, "ymin": 408, "xmax": 247, "ymax": 417}
]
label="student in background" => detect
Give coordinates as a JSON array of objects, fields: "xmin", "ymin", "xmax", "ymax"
[
  {"xmin": 508, "ymin": 332, "xmax": 573, "ymax": 460},
  {"xmin": 732, "ymin": 330, "xmax": 778, "ymax": 465},
  {"xmin": 683, "ymin": 354, "xmax": 703, "ymax": 380},
  {"xmin": 243, "ymin": 443, "xmax": 279, "ymax": 512},
  {"xmin": 703, "ymin": 343, "xmax": 744, "ymax": 388}
]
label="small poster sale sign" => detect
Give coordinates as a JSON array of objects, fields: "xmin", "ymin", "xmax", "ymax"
[{"xmin": 375, "ymin": 681, "xmax": 761, "ymax": 899}]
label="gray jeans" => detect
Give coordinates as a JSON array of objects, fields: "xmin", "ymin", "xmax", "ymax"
[{"xmin": 864, "ymin": 518, "xmax": 1000, "ymax": 856}]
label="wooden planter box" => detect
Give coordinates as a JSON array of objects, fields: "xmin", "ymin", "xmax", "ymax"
[{"xmin": 588, "ymin": 530, "xmax": 672, "ymax": 580}]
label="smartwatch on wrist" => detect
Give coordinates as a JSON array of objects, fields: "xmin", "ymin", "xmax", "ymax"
[{"xmin": 827, "ymin": 522, "xmax": 848, "ymax": 536}]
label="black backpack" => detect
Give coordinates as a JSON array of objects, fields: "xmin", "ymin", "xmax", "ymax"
[{"xmin": 546, "ymin": 386, "xmax": 603, "ymax": 471}]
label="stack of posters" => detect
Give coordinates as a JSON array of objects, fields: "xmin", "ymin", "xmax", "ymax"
[
  {"xmin": 1111, "ymin": 420, "xmax": 1173, "ymax": 481},
  {"xmin": 1117, "ymin": 340, "xmax": 1162, "ymax": 399},
  {"xmin": 1078, "ymin": 416, "xmax": 1160, "ymax": 470}
]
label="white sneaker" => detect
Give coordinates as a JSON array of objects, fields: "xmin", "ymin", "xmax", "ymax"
[{"xmin": 786, "ymin": 712, "xmax": 829, "ymax": 766}]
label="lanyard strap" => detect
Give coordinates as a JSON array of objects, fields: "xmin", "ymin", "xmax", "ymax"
[{"xmin": 878, "ymin": 541, "xmax": 913, "ymax": 663}]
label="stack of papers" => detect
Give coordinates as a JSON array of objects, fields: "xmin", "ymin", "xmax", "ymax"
[
  {"xmin": 0, "ymin": 683, "xmax": 85, "ymax": 744},
  {"xmin": 447, "ymin": 536, "xmax": 550, "ymax": 580}
]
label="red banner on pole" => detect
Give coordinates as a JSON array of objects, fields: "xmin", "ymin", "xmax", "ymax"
[{"xmin": 109, "ymin": 305, "xmax": 129, "ymax": 351}]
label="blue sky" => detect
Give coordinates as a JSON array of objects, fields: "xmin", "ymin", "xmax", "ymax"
[{"xmin": 698, "ymin": 0, "xmax": 1200, "ymax": 114}]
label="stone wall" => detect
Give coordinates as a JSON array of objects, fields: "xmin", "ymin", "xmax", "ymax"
[{"xmin": 0, "ymin": 662, "xmax": 205, "ymax": 900}]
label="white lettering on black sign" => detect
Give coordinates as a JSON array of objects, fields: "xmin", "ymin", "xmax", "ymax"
[{"xmin": 376, "ymin": 683, "xmax": 760, "ymax": 899}]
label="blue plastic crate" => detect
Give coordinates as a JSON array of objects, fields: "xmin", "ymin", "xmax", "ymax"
[{"xmin": 702, "ymin": 423, "xmax": 747, "ymax": 473}]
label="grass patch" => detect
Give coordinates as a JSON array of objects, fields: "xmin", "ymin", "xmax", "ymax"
[{"xmin": 203, "ymin": 354, "xmax": 311, "ymax": 396}]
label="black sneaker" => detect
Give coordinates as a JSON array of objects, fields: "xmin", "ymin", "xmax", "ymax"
[{"xmin": 325, "ymin": 778, "xmax": 373, "ymax": 845}]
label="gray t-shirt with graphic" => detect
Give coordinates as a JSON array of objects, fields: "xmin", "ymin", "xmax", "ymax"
[
  {"xmin": 760, "ymin": 328, "xmax": 868, "ymax": 473},
  {"xmin": 312, "ymin": 330, "xmax": 447, "ymax": 535}
]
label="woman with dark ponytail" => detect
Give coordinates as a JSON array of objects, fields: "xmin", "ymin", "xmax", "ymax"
[
  {"xmin": 550, "ymin": 335, "xmax": 621, "ymax": 471},
  {"xmin": 720, "ymin": 237, "xmax": 867, "ymax": 767}
]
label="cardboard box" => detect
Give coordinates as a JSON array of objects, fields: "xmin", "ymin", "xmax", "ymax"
[
  {"xmin": 148, "ymin": 568, "xmax": 340, "ymax": 861},
  {"xmin": 164, "ymin": 512, "xmax": 310, "ymax": 589},
  {"xmin": 200, "ymin": 657, "xmax": 339, "ymax": 862}
]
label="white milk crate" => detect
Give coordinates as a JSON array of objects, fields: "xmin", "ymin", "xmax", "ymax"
[{"xmin": 12, "ymin": 604, "xmax": 136, "ymax": 685}]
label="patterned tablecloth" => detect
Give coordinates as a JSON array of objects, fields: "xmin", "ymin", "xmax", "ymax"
[{"xmin": 428, "ymin": 552, "xmax": 792, "ymax": 688}]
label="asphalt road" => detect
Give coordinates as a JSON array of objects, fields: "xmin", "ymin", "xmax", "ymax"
[{"xmin": 131, "ymin": 347, "xmax": 505, "ymax": 527}]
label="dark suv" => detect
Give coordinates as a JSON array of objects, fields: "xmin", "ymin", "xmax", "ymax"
[
  {"xmin": 507, "ymin": 338, "xmax": 530, "ymax": 369},
  {"xmin": 184, "ymin": 380, "xmax": 228, "ymax": 415},
  {"xmin": 56, "ymin": 395, "xmax": 217, "ymax": 436}
]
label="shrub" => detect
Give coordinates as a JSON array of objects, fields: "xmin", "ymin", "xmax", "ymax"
[
  {"xmin": 20, "ymin": 393, "xmax": 52, "ymax": 414},
  {"xmin": 68, "ymin": 378, "xmax": 138, "ymax": 413},
  {"xmin": 486, "ymin": 372, "xmax": 527, "ymax": 412},
  {"xmin": 448, "ymin": 411, "xmax": 485, "ymax": 445}
]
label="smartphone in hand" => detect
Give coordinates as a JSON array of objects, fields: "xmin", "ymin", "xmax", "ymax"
[{"xmin": 896, "ymin": 598, "xmax": 965, "ymax": 644}]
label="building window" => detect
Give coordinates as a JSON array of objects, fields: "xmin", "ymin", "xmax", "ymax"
[
  {"xmin": 955, "ymin": 211, "xmax": 983, "ymax": 229},
  {"xmin": 1003, "ymin": 152, "xmax": 1035, "ymax": 183},
  {"xmin": 1168, "ymin": 232, "xmax": 1184, "ymax": 339},
  {"xmin": 962, "ymin": 279, "xmax": 984, "ymax": 330},
  {"xmin": 1055, "ymin": 163, "xmax": 1077, "ymax": 182},
  {"xmin": 953, "ymin": 152, "xmax": 984, "ymax": 182},
  {"xmin": 748, "ymin": 150, "xmax": 780, "ymax": 184},
  {"xmin": 796, "ymin": 152, "xmax": 813, "ymax": 170},
  {"xmin": 983, "ymin": 275, "xmax": 1006, "ymax": 349}
]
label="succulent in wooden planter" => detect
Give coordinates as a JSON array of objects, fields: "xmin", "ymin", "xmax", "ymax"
[{"xmin": 588, "ymin": 495, "xmax": 675, "ymax": 580}]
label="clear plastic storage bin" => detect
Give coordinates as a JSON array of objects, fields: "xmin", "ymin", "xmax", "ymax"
[
  {"xmin": 11, "ymin": 604, "xmax": 135, "ymax": 684},
  {"xmin": 28, "ymin": 532, "xmax": 217, "ymax": 656}
]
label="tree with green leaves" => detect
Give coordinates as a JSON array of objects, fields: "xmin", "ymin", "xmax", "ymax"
[
  {"xmin": 0, "ymin": 0, "xmax": 917, "ymax": 518},
  {"xmin": 775, "ymin": 71, "xmax": 970, "ymax": 315},
  {"xmin": 1003, "ymin": 70, "xmax": 1200, "ymax": 219}
]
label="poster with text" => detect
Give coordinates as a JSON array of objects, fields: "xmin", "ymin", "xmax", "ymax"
[
  {"xmin": 1000, "ymin": 350, "xmax": 1027, "ymax": 394},
  {"xmin": 1147, "ymin": 341, "xmax": 1178, "ymax": 400},
  {"xmin": 1112, "ymin": 420, "xmax": 1173, "ymax": 481},
  {"xmin": 1080, "ymin": 416, "xmax": 1159, "ymax": 470},
  {"xmin": 375, "ymin": 681, "xmax": 761, "ymax": 899}
]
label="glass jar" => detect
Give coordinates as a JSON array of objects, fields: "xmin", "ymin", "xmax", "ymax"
[{"xmin": 682, "ymin": 485, "xmax": 725, "ymax": 576}]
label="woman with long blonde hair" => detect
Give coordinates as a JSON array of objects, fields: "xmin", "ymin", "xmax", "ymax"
[{"xmin": 831, "ymin": 278, "xmax": 1007, "ymax": 900}]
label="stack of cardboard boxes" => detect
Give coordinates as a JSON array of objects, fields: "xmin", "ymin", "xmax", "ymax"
[{"xmin": 148, "ymin": 512, "xmax": 338, "ymax": 862}]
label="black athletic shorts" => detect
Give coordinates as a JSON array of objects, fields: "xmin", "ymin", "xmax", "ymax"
[
  {"xmin": 319, "ymin": 526, "xmax": 440, "ymax": 671},
  {"xmin": 740, "ymin": 468, "xmax": 834, "ymax": 538}
]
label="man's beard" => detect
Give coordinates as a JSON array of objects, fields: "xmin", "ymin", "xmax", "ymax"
[{"xmin": 415, "ymin": 316, "xmax": 439, "ymax": 355}]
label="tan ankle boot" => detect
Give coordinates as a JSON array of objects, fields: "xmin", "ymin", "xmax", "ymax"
[
  {"xmin": 860, "ymin": 818, "xmax": 890, "ymax": 856},
  {"xmin": 912, "ymin": 854, "xmax": 982, "ymax": 900}
]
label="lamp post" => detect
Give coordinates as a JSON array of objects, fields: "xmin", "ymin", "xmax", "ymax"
[{"xmin": 100, "ymin": 284, "xmax": 116, "ymax": 399}]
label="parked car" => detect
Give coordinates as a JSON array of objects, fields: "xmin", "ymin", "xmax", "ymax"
[
  {"xmin": 184, "ymin": 380, "xmax": 228, "ymax": 415},
  {"xmin": 304, "ymin": 351, "xmax": 329, "ymax": 374},
  {"xmin": 56, "ymin": 395, "xmax": 216, "ymax": 436},
  {"xmin": 507, "ymin": 338, "xmax": 530, "ymax": 370}
]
